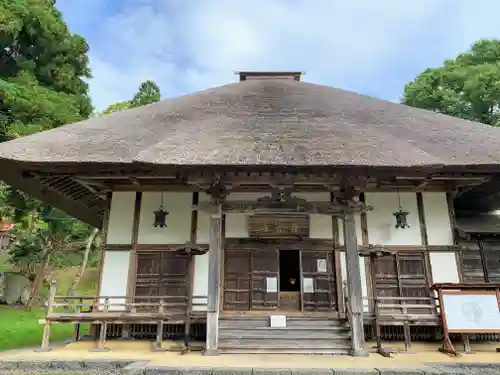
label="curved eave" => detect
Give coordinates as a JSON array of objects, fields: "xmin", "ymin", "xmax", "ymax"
[{"xmin": 0, "ymin": 159, "xmax": 104, "ymax": 228}]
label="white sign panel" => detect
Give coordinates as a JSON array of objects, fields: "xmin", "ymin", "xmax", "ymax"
[
  {"xmin": 270, "ymin": 315, "xmax": 287, "ymax": 328},
  {"xmin": 317, "ymin": 259, "xmax": 327, "ymax": 273},
  {"xmin": 266, "ymin": 277, "xmax": 278, "ymax": 293},
  {"xmin": 303, "ymin": 277, "xmax": 315, "ymax": 293},
  {"xmin": 442, "ymin": 293, "xmax": 500, "ymax": 332}
]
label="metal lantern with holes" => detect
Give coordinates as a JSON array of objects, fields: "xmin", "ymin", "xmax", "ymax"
[
  {"xmin": 153, "ymin": 193, "xmax": 169, "ymax": 228},
  {"xmin": 393, "ymin": 191, "xmax": 410, "ymax": 229}
]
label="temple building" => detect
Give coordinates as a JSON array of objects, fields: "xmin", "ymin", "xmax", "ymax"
[{"xmin": 1, "ymin": 71, "xmax": 500, "ymax": 356}]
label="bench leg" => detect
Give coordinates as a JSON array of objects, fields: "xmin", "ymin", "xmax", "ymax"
[
  {"xmin": 35, "ymin": 321, "xmax": 52, "ymax": 352},
  {"xmin": 403, "ymin": 322, "xmax": 415, "ymax": 354},
  {"xmin": 90, "ymin": 322, "xmax": 109, "ymax": 352},
  {"xmin": 73, "ymin": 323, "xmax": 80, "ymax": 342},
  {"xmin": 183, "ymin": 318, "xmax": 191, "ymax": 354},
  {"xmin": 463, "ymin": 334, "xmax": 472, "ymax": 354},
  {"xmin": 152, "ymin": 321, "xmax": 166, "ymax": 352}
]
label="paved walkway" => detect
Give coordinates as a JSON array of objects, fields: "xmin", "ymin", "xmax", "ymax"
[{"xmin": 0, "ymin": 341, "xmax": 499, "ymax": 374}]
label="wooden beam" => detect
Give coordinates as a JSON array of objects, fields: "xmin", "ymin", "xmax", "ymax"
[
  {"xmin": 204, "ymin": 202, "xmax": 222, "ymax": 356},
  {"xmin": 0, "ymin": 163, "xmax": 102, "ymax": 228},
  {"xmin": 416, "ymin": 193, "xmax": 428, "ymax": 247},
  {"xmin": 343, "ymin": 211, "xmax": 368, "ymax": 357}
]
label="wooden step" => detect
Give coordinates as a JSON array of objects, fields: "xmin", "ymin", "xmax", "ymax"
[
  {"xmin": 219, "ymin": 330, "xmax": 350, "ymax": 340},
  {"xmin": 219, "ymin": 347, "xmax": 351, "ymax": 355},
  {"xmin": 219, "ymin": 318, "xmax": 346, "ymax": 329},
  {"xmin": 218, "ymin": 339, "xmax": 351, "ymax": 349}
]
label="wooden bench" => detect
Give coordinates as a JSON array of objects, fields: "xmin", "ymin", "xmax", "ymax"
[
  {"xmin": 367, "ymin": 296, "xmax": 439, "ymax": 357},
  {"xmin": 38, "ymin": 281, "xmax": 207, "ymax": 352}
]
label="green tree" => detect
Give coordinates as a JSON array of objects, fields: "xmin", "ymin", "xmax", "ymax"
[
  {"xmin": 131, "ymin": 80, "xmax": 161, "ymax": 107},
  {"xmin": 402, "ymin": 39, "xmax": 500, "ymax": 126},
  {"xmin": 0, "ymin": 0, "xmax": 93, "ymax": 141},
  {"xmin": 0, "ymin": 0, "xmax": 96, "ymax": 301},
  {"xmin": 100, "ymin": 80, "xmax": 161, "ymax": 115}
]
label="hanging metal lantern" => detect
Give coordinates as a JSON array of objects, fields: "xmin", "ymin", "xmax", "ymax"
[
  {"xmin": 153, "ymin": 193, "xmax": 169, "ymax": 228},
  {"xmin": 393, "ymin": 191, "xmax": 410, "ymax": 229}
]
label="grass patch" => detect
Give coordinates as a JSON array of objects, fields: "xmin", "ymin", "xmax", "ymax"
[{"xmin": 0, "ymin": 266, "xmax": 98, "ymax": 351}]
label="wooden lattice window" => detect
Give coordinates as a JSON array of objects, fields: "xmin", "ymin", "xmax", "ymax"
[
  {"xmin": 134, "ymin": 252, "xmax": 189, "ymax": 312},
  {"xmin": 462, "ymin": 239, "xmax": 500, "ymax": 283},
  {"xmin": 373, "ymin": 252, "xmax": 431, "ymax": 313}
]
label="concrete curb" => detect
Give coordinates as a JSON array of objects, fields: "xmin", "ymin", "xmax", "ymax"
[{"xmin": 0, "ymin": 359, "xmax": 499, "ymax": 374}]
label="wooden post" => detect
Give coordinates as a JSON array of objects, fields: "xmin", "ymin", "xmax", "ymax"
[
  {"xmin": 204, "ymin": 203, "xmax": 222, "ymax": 356},
  {"xmin": 153, "ymin": 298, "xmax": 166, "ymax": 351},
  {"xmin": 343, "ymin": 211, "xmax": 368, "ymax": 357},
  {"xmin": 91, "ymin": 297, "xmax": 109, "ymax": 352},
  {"xmin": 36, "ymin": 280, "xmax": 57, "ymax": 352}
]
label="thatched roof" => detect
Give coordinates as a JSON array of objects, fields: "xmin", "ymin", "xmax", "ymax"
[
  {"xmin": 2, "ymin": 71, "xmax": 500, "ymax": 228},
  {"xmin": 2, "ymin": 72, "xmax": 500, "ymax": 168}
]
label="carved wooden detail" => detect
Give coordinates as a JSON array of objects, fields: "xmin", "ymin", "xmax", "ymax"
[
  {"xmin": 248, "ymin": 214, "xmax": 309, "ymax": 238},
  {"xmin": 196, "ymin": 188, "xmax": 373, "ymax": 215}
]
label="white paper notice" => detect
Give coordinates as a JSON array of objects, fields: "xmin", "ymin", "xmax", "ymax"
[
  {"xmin": 303, "ymin": 277, "xmax": 315, "ymax": 293},
  {"xmin": 266, "ymin": 277, "xmax": 278, "ymax": 292},
  {"xmin": 317, "ymin": 259, "xmax": 327, "ymax": 273},
  {"xmin": 270, "ymin": 315, "xmax": 287, "ymax": 328}
]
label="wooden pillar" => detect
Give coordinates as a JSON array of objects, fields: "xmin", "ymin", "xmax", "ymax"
[
  {"xmin": 204, "ymin": 203, "xmax": 222, "ymax": 356},
  {"xmin": 343, "ymin": 211, "xmax": 368, "ymax": 357}
]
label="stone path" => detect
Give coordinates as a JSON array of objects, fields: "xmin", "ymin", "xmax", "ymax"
[{"xmin": 1, "ymin": 359, "xmax": 500, "ymax": 375}]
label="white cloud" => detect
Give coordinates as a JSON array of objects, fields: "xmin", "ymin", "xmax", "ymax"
[{"xmin": 57, "ymin": 0, "xmax": 500, "ymax": 111}]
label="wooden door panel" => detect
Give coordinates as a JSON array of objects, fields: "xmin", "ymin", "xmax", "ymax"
[
  {"xmin": 373, "ymin": 252, "xmax": 432, "ymax": 314},
  {"xmin": 223, "ymin": 249, "xmax": 251, "ymax": 310},
  {"xmin": 251, "ymin": 249, "xmax": 279, "ymax": 309},
  {"xmin": 135, "ymin": 252, "xmax": 189, "ymax": 312},
  {"xmin": 301, "ymin": 251, "xmax": 337, "ymax": 311}
]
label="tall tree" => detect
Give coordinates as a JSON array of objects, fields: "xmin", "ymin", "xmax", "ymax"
[
  {"xmin": 0, "ymin": 0, "xmax": 96, "ymax": 300},
  {"xmin": 402, "ymin": 39, "xmax": 500, "ymax": 126},
  {"xmin": 100, "ymin": 80, "xmax": 161, "ymax": 115},
  {"xmin": 0, "ymin": 0, "xmax": 93, "ymax": 141}
]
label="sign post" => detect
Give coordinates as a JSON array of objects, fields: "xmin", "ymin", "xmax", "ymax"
[{"xmin": 431, "ymin": 283, "xmax": 500, "ymax": 356}]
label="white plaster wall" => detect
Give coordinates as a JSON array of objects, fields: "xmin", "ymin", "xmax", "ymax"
[
  {"xmin": 295, "ymin": 192, "xmax": 332, "ymax": 239},
  {"xmin": 423, "ymin": 192, "xmax": 453, "ymax": 246},
  {"xmin": 106, "ymin": 192, "xmax": 136, "ymax": 244},
  {"xmin": 429, "ymin": 252, "xmax": 460, "ymax": 284},
  {"xmin": 137, "ymin": 192, "xmax": 192, "ymax": 244},
  {"xmin": 365, "ymin": 192, "xmax": 422, "ymax": 245},
  {"xmin": 99, "ymin": 251, "xmax": 130, "ymax": 310},
  {"xmin": 192, "ymin": 252, "xmax": 209, "ymax": 311},
  {"xmin": 340, "ymin": 252, "xmax": 369, "ymax": 312},
  {"xmin": 338, "ymin": 216, "xmax": 364, "ymax": 246}
]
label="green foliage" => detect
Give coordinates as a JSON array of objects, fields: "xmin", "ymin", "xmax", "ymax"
[
  {"xmin": 101, "ymin": 100, "xmax": 133, "ymax": 115},
  {"xmin": 100, "ymin": 80, "xmax": 161, "ymax": 115},
  {"xmin": 0, "ymin": 0, "xmax": 93, "ymax": 141},
  {"xmin": 8, "ymin": 207, "xmax": 92, "ymax": 276},
  {"xmin": 402, "ymin": 39, "xmax": 500, "ymax": 126},
  {"xmin": 132, "ymin": 80, "xmax": 161, "ymax": 107}
]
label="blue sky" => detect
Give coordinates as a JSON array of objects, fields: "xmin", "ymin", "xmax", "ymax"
[{"xmin": 56, "ymin": 0, "xmax": 500, "ymax": 111}]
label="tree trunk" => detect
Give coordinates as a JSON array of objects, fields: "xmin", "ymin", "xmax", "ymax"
[
  {"xmin": 25, "ymin": 246, "xmax": 52, "ymax": 311},
  {"xmin": 67, "ymin": 228, "xmax": 99, "ymax": 297}
]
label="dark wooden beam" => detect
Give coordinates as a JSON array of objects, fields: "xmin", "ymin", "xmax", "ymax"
[{"xmin": 0, "ymin": 163, "xmax": 102, "ymax": 228}]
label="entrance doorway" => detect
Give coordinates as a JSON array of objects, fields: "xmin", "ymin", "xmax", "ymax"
[
  {"xmin": 279, "ymin": 250, "xmax": 301, "ymax": 310},
  {"xmin": 279, "ymin": 250, "xmax": 301, "ymax": 291}
]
